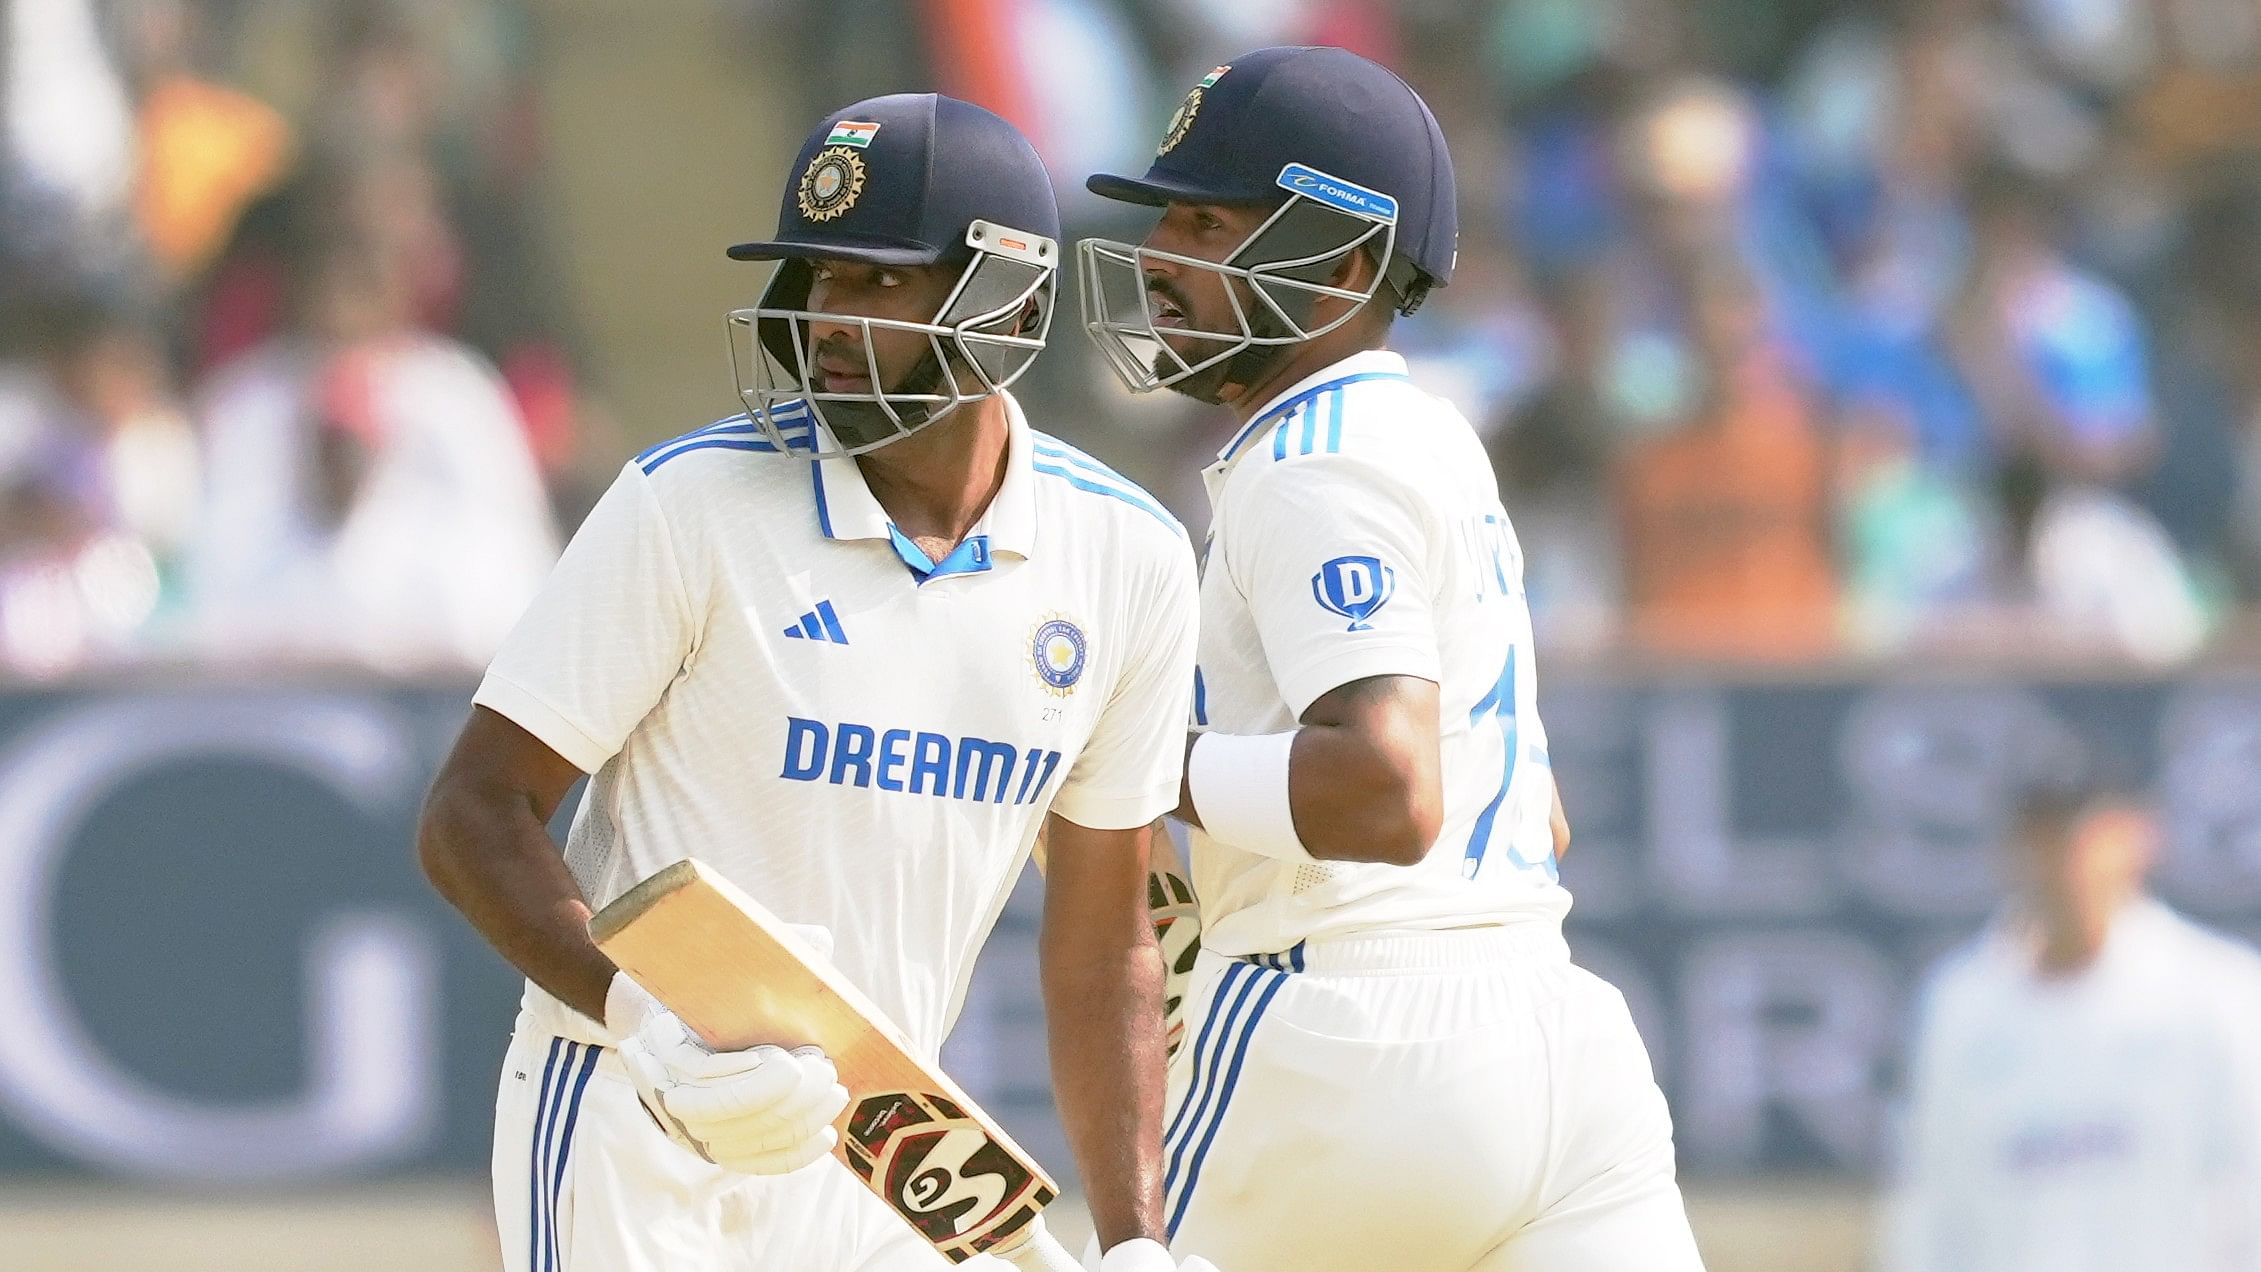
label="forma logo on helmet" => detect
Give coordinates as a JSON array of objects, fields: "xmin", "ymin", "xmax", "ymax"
[
  {"xmin": 1077, "ymin": 46, "xmax": 1458, "ymax": 405},
  {"xmin": 726, "ymin": 93, "xmax": 1061, "ymax": 458}
]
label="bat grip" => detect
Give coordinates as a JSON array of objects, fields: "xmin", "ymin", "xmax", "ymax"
[{"xmin": 993, "ymin": 1218, "xmax": 1084, "ymax": 1271}]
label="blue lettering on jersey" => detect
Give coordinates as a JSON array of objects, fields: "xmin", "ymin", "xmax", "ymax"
[
  {"xmin": 1311, "ymin": 555, "xmax": 1396, "ymax": 631},
  {"xmin": 780, "ymin": 717, "xmax": 1062, "ymax": 805}
]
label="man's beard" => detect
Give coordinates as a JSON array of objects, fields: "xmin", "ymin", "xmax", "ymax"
[
  {"xmin": 809, "ymin": 334, "xmax": 954, "ymax": 447},
  {"xmin": 1150, "ymin": 307, "xmax": 1295, "ymax": 406}
]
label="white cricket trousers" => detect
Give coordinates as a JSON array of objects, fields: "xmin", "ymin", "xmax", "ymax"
[
  {"xmin": 1161, "ymin": 923, "xmax": 1705, "ymax": 1271},
  {"xmin": 492, "ymin": 1014, "xmax": 950, "ymax": 1271}
]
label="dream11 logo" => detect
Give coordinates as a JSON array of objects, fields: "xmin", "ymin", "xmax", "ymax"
[{"xmin": 1312, "ymin": 555, "xmax": 1396, "ymax": 631}]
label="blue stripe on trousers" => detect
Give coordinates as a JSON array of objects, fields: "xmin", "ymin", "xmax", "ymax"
[
  {"xmin": 546, "ymin": 1044, "xmax": 603, "ymax": 1268},
  {"xmin": 1159, "ymin": 962, "xmax": 1246, "ymax": 1155},
  {"xmin": 528, "ymin": 1039, "xmax": 565, "ymax": 1272},
  {"xmin": 1166, "ymin": 968, "xmax": 1287, "ymax": 1236},
  {"xmin": 1162, "ymin": 964, "xmax": 1262, "ymax": 1189}
]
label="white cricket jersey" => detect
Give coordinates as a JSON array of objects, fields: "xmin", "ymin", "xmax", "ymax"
[
  {"xmin": 474, "ymin": 391, "xmax": 1198, "ymax": 1058},
  {"xmin": 1189, "ymin": 350, "xmax": 1571, "ymax": 957},
  {"xmin": 1880, "ymin": 898, "xmax": 2261, "ymax": 1272}
]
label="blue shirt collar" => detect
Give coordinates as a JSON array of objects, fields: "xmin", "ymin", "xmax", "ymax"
[{"xmin": 809, "ymin": 390, "xmax": 1038, "ymax": 565}]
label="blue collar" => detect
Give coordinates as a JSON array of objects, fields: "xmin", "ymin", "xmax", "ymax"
[
  {"xmin": 1215, "ymin": 350, "xmax": 1411, "ymax": 465},
  {"xmin": 807, "ymin": 392, "xmax": 1038, "ymax": 583}
]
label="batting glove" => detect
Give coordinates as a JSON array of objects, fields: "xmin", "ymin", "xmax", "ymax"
[
  {"xmin": 1097, "ymin": 1239, "xmax": 1221, "ymax": 1272},
  {"xmin": 615, "ymin": 1001, "xmax": 849, "ymax": 1175}
]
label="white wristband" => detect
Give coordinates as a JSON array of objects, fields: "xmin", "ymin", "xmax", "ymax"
[{"xmin": 1186, "ymin": 730, "xmax": 1310, "ymax": 862}]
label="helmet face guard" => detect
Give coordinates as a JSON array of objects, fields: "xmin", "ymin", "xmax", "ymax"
[
  {"xmin": 1077, "ymin": 164, "xmax": 1399, "ymax": 396},
  {"xmin": 727, "ymin": 220, "xmax": 1057, "ymax": 458}
]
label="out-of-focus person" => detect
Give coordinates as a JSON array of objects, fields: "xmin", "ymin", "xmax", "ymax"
[
  {"xmin": 1988, "ymin": 443, "xmax": 2208, "ymax": 664},
  {"xmin": 184, "ymin": 162, "xmax": 556, "ymax": 674},
  {"xmin": 1613, "ymin": 258, "xmax": 1840, "ymax": 660},
  {"xmin": 1880, "ymin": 770, "xmax": 2261, "ymax": 1272},
  {"xmin": 0, "ymin": 287, "xmax": 195, "ymax": 676},
  {"xmin": 1493, "ymin": 263, "xmax": 1628, "ymax": 647},
  {"xmin": 122, "ymin": 0, "xmax": 294, "ymax": 284},
  {"xmin": 1946, "ymin": 164, "xmax": 2156, "ymax": 488}
]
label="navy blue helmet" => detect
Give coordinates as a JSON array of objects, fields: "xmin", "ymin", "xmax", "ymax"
[
  {"xmin": 1078, "ymin": 46, "xmax": 1458, "ymax": 396},
  {"xmin": 727, "ymin": 93, "xmax": 1061, "ymax": 456}
]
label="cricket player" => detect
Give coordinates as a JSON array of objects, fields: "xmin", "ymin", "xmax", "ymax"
[
  {"xmin": 1880, "ymin": 772, "xmax": 2261, "ymax": 1272},
  {"xmin": 1078, "ymin": 46, "xmax": 1706, "ymax": 1269},
  {"xmin": 418, "ymin": 94, "xmax": 1207, "ymax": 1272}
]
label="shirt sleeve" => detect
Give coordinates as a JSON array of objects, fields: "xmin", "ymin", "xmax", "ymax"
[
  {"xmin": 1049, "ymin": 536, "xmax": 1199, "ymax": 831},
  {"xmin": 472, "ymin": 462, "xmax": 697, "ymax": 773},
  {"xmin": 1221, "ymin": 454, "xmax": 1441, "ymax": 718}
]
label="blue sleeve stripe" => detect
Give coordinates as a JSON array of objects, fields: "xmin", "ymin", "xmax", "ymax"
[
  {"xmin": 1032, "ymin": 463, "xmax": 1184, "ymax": 535},
  {"xmin": 1031, "ymin": 436, "xmax": 1134, "ymax": 486},
  {"xmin": 635, "ymin": 404, "xmax": 813, "ymax": 467},
  {"xmin": 1221, "ymin": 370, "xmax": 1411, "ymax": 461},
  {"xmin": 1269, "ymin": 406, "xmax": 1301, "ymax": 461},
  {"xmin": 1299, "ymin": 402, "xmax": 1320, "ymax": 455},
  {"xmin": 1192, "ymin": 666, "xmax": 1208, "ymax": 727},
  {"xmin": 639, "ymin": 437, "xmax": 780, "ymax": 472},
  {"xmin": 1325, "ymin": 390, "xmax": 1344, "ymax": 453}
]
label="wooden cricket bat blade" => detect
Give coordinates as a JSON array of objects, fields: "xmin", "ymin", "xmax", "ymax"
[{"xmin": 589, "ymin": 859, "xmax": 1058, "ymax": 1263}]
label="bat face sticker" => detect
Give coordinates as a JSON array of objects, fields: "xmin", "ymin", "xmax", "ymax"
[{"xmin": 845, "ymin": 1091, "xmax": 1055, "ymax": 1259}]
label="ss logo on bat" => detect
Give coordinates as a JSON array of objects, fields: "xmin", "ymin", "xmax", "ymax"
[{"xmin": 844, "ymin": 1090, "xmax": 1054, "ymax": 1253}]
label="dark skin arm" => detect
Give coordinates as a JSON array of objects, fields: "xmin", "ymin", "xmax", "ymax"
[
  {"xmin": 417, "ymin": 706, "xmax": 616, "ymax": 1022},
  {"xmin": 1176, "ymin": 674, "xmax": 1443, "ymax": 866},
  {"xmin": 1039, "ymin": 811, "xmax": 1169, "ymax": 1251}
]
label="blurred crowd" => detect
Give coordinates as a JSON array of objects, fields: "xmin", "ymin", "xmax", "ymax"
[
  {"xmin": 769, "ymin": 0, "xmax": 2261, "ymax": 668},
  {"xmin": 12, "ymin": 0, "xmax": 2261, "ymax": 677},
  {"xmin": 0, "ymin": 0, "xmax": 581, "ymax": 677},
  {"xmin": 1361, "ymin": 0, "xmax": 2261, "ymax": 666}
]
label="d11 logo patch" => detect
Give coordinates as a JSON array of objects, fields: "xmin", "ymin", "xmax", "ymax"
[
  {"xmin": 844, "ymin": 1090, "xmax": 1054, "ymax": 1260},
  {"xmin": 1311, "ymin": 555, "xmax": 1395, "ymax": 631}
]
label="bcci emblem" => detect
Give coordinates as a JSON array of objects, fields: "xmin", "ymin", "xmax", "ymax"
[
  {"xmin": 1312, "ymin": 555, "xmax": 1395, "ymax": 631},
  {"xmin": 797, "ymin": 146, "xmax": 867, "ymax": 222},
  {"xmin": 1157, "ymin": 66, "xmax": 1227, "ymax": 156},
  {"xmin": 1030, "ymin": 617, "xmax": 1087, "ymax": 695}
]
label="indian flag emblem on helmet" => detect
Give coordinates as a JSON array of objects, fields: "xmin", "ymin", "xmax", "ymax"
[
  {"xmin": 1030, "ymin": 617, "xmax": 1088, "ymax": 695},
  {"xmin": 1157, "ymin": 66, "xmax": 1228, "ymax": 156},
  {"xmin": 798, "ymin": 146, "xmax": 867, "ymax": 222},
  {"xmin": 827, "ymin": 120, "xmax": 880, "ymax": 149}
]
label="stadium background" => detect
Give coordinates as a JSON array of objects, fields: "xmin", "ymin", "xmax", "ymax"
[{"xmin": 4, "ymin": 0, "xmax": 2260, "ymax": 1268}]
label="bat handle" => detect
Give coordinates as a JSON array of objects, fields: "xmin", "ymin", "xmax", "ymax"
[{"xmin": 991, "ymin": 1218, "xmax": 1083, "ymax": 1271}]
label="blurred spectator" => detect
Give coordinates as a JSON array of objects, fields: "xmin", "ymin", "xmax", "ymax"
[
  {"xmin": 123, "ymin": 0, "xmax": 293, "ymax": 284},
  {"xmin": 1946, "ymin": 164, "xmax": 2156, "ymax": 486},
  {"xmin": 191, "ymin": 0, "xmax": 608, "ymax": 521},
  {"xmin": 1834, "ymin": 404, "xmax": 1990, "ymax": 652},
  {"xmin": 1880, "ymin": 772, "xmax": 2261, "ymax": 1272},
  {"xmin": 185, "ymin": 187, "xmax": 556, "ymax": 674},
  {"xmin": 1494, "ymin": 265, "xmax": 1628, "ymax": 644},
  {"xmin": 1990, "ymin": 445, "xmax": 2209, "ymax": 664},
  {"xmin": 1613, "ymin": 259, "xmax": 1840, "ymax": 659},
  {"xmin": 0, "ymin": 288, "xmax": 194, "ymax": 676},
  {"xmin": 3, "ymin": 0, "xmax": 137, "ymax": 268}
]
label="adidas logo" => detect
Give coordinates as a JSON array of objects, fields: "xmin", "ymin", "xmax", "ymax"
[{"xmin": 782, "ymin": 600, "xmax": 849, "ymax": 645}]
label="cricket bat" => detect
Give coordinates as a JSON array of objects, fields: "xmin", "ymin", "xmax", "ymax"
[{"xmin": 589, "ymin": 859, "xmax": 1060, "ymax": 1265}]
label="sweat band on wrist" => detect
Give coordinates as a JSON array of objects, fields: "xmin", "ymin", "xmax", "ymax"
[{"xmin": 1186, "ymin": 729, "xmax": 1311, "ymax": 862}]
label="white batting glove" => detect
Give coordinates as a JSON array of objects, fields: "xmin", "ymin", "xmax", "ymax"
[
  {"xmin": 604, "ymin": 969, "xmax": 848, "ymax": 1176},
  {"xmin": 1096, "ymin": 1238, "xmax": 1221, "ymax": 1272}
]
